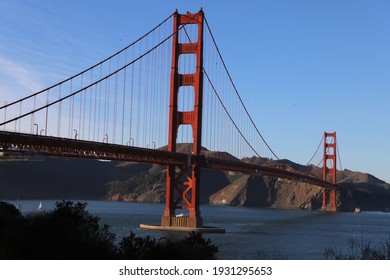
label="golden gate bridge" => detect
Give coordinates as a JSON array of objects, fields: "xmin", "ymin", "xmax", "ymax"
[{"xmin": 0, "ymin": 9, "xmax": 340, "ymax": 231}]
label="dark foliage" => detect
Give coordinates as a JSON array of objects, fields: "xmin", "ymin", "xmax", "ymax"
[
  {"xmin": 118, "ymin": 231, "xmax": 218, "ymax": 260},
  {"xmin": 0, "ymin": 201, "xmax": 22, "ymax": 221},
  {"xmin": 255, "ymin": 249, "xmax": 288, "ymax": 260},
  {"xmin": 324, "ymin": 237, "xmax": 390, "ymax": 260},
  {"xmin": 0, "ymin": 200, "xmax": 116, "ymax": 259},
  {"xmin": 0, "ymin": 200, "xmax": 218, "ymax": 260}
]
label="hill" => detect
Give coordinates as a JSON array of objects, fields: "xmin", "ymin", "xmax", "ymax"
[{"xmin": 1, "ymin": 153, "xmax": 390, "ymax": 211}]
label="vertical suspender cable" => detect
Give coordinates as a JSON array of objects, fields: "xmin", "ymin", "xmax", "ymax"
[
  {"xmin": 79, "ymin": 74, "xmax": 83, "ymax": 139},
  {"xmin": 113, "ymin": 55, "xmax": 119, "ymax": 144},
  {"xmin": 18, "ymin": 101, "xmax": 22, "ymax": 132},
  {"xmin": 144, "ymin": 35, "xmax": 149, "ymax": 147},
  {"xmin": 129, "ymin": 46, "xmax": 135, "ymax": 145},
  {"xmin": 68, "ymin": 80, "xmax": 73, "ymax": 138},
  {"xmin": 97, "ymin": 65, "xmax": 102, "ymax": 141},
  {"xmin": 137, "ymin": 42, "xmax": 142, "ymax": 147},
  {"xmin": 45, "ymin": 89, "xmax": 49, "ymax": 136},
  {"xmin": 121, "ymin": 50, "xmax": 127, "ymax": 145},
  {"xmin": 88, "ymin": 69, "xmax": 93, "ymax": 140}
]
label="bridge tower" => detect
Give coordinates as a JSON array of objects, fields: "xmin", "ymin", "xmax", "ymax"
[
  {"xmin": 161, "ymin": 9, "xmax": 204, "ymax": 228},
  {"xmin": 322, "ymin": 132, "xmax": 338, "ymax": 211}
]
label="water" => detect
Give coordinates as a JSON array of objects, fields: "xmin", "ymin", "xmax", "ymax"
[{"xmin": 9, "ymin": 200, "xmax": 390, "ymax": 259}]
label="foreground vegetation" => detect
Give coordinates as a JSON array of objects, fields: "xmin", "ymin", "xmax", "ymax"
[
  {"xmin": 324, "ymin": 237, "xmax": 390, "ymax": 260},
  {"xmin": 0, "ymin": 200, "xmax": 217, "ymax": 259}
]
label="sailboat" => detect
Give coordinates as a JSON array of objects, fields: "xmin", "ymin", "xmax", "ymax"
[{"xmin": 37, "ymin": 201, "xmax": 43, "ymax": 211}]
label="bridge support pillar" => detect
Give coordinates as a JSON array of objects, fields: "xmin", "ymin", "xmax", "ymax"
[
  {"xmin": 161, "ymin": 10, "xmax": 205, "ymax": 229},
  {"xmin": 322, "ymin": 132, "xmax": 338, "ymax": 211},
  {"xmin": 322, "ymin": 189, "xmax": 337, "ymax": 211},
  {"xmin": 162, "ymin": 162, "xmax": 203, "ymax": 228}
]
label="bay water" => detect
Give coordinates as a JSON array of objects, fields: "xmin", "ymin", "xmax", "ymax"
[{"xmin": 9, "ymin": 200, "xmax": 390, "ymax": 259}]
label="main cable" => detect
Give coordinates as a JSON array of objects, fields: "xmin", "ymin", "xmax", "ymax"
[
  {"xmin": 306, "ymin": 134, "xmax": 324, "ymax": 166},
  {"xmin": 204, "ymin": 16, "xmax": 279, "ymax": 160},
  {"xmin": 0, "ymin": 12, "xmax": 198, "ymax": 129},
  {"xmin": 0, "ymin": 12, "xmax": 175, "ymax": 110}
]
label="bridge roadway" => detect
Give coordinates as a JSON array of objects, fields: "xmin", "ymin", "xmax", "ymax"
[{"xmin": 0, "ymin": 131, "xmax": 336, "ymax": 189}]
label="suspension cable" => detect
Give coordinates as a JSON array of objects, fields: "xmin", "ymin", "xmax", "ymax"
[
  {"xmin": 0, "ymin": 21, "xmax": 183, "ymax": 127},
  {"xmin": 336, "ymin": 142, "xmax": 346, "ymax": 181},
  {"xmin": 203, "ymin": 70, "xmax": 261, "ymax": 158},
  {"xmin": 0, "ymin": 12, "xmax": 200, "ymax": 128},
  {"xmin": 0, "ymin": 12, "xmax": 175, "ymax": 110},
  {"xmin": 183, "ymin": 19, "xmax": 276, "ymax": 160},
  {"xmin": 204, "ymin": 16, "xmax": 279, "ymax": 160},
  {"xmin": 306, "ymin": 134, "xmax": 324, "ymax": 165}
]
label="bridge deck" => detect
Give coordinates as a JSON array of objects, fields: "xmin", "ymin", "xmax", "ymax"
[{"xmin": 0, "ymin": 131, "xmax": 336, "ymax": 189}]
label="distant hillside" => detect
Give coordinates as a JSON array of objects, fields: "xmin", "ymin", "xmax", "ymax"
[
  {"xmin": 1, "ymin": 153, "xmax": 390, "ymax": 211},
  {"xmin": 0, "ymin": 156, "xmax": 151, "ymax": 200}
]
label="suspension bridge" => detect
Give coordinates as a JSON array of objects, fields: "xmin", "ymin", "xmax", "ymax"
[{"xmin": 0, "ymin": 9, "xmax": 340, "ymax": 230}]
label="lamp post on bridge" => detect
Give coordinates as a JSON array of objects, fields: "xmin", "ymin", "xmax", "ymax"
[
  {"xmin": 34, "ymin": 123, "xmax": 38, "ymax": 135},
  {"xmin": 126, "ymin": 138, "xmax": 135, "ymax": 146}
]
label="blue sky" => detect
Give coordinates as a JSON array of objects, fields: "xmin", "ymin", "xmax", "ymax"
[{"xmin": 0, "ymin": 0, "xmax": 389, "ymax": 183}]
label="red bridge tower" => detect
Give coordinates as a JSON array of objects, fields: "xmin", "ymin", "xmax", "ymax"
[
  {"xmin": 322, "ymin": 132, "xmax": 338, "ymax": 211},
  {"xmin": 161, "ymin": 10, "xmax": 204, "ymax": 228}
]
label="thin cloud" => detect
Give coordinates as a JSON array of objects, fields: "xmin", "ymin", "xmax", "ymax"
[{"xmin": 0, "ymin": 55, "xmax": 44, "ymax": 102}]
